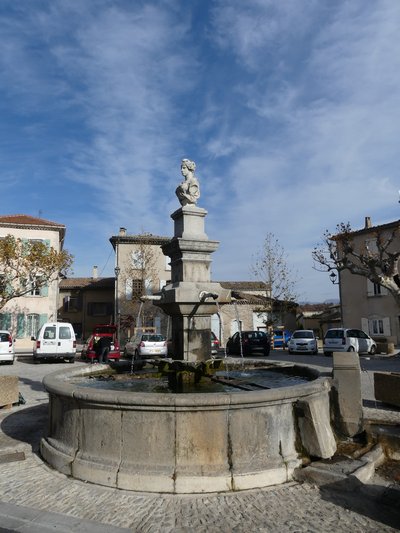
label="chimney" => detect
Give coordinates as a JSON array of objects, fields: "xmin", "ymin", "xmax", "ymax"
[
  {"xmin": 119, "ymin": 227, "xmax": 127, "ymax": 236},
  {"xmin": 92, "ymin": 265, "xmax": 98, "ymax": 279},
  {"xmin": 365, "ymin": 217, "xmax": 372, "ymax": 229}
]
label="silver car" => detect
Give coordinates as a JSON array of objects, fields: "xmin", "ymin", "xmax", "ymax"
[
  {"xmin": 288, "ymin": 330, "xmax": 318, "ymax": 355},
  {"xmin": 124, "ymin": 333, "xmax": 168, "ymax": 359},
  {"xmin": 323, "ymin": 328, "xmax": 377, "ymax": 356}
]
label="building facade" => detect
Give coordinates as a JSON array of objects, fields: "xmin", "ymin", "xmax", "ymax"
[
  {"xmin": 338, "ymin": 217, "xmax": 400, "ymax": 345},
  {"xmin": 0, "ymin": 215, "xmax": 66, "ymax": 350}
]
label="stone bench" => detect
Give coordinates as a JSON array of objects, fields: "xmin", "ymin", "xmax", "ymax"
[{"xmin": 0, "ymin": 376, "xmax": 19, "ymax": 409}]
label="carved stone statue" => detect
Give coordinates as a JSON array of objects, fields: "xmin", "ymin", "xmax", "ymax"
[{"xmin": 175, "ymin": 159, "xmax": 200, "ymax": 206}]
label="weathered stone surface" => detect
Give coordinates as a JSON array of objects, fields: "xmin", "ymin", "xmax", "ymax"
[
  {"xmin": 374, "ymin": 372, "xmax": 400, "ymax": 408},
  {"xmin": 332, "ymin": 351, "xmax": 363, "ymax": 437},
  {"xmin": 0, "ymin": 376, "xmax": 18, "ymax": 407},
  {"xmin": 296, "ymin": 390, "xmax": 337, "ymax": 459},
  {"xmin": 41, "ymin": 365, "xmax": 333, "ymax": 494}
]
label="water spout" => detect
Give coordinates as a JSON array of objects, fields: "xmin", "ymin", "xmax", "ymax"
[
  {"xmin": 140, "ymin": 295, "xmax": 162, "ymax": 302},
  {"xmin": 199, "ymin": 291, "xmax": 218, "ymax": 301}
]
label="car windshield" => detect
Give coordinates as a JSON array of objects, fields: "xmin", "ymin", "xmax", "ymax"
[{"xmin": 292, "ymin": 331, "xmax": 314, "ymax": 339}]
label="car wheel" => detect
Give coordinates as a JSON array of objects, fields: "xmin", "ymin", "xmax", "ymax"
[
  {"xmin": 68, "ymin": 358, "xmax": 75, "ymax": 363},
  {"xmin": 369, "ymin": 345, "xmax": 377, "ymax": 355},
  {"xmin": 348, "ymin": 346, "xmax": 355, "ymax": 352},
  {"xmin": 323, "ymin": 351, "xmax": 330, "ymax": 357},
  {"xmin": 288, "ymin": 349, "xmax": 293, "ymax": 355},
  {"xmin": 313, "ymin": 349, "xmax": 318, "ymax": 355}
]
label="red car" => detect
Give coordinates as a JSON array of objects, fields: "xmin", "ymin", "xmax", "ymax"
[{"xmin": 81, "ymin": 324, "xmax": 121, "ymax": 362}]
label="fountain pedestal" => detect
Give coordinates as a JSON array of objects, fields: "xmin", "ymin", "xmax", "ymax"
[{"xmin": 155, "ymin": 205, "xmax": 230, "ymax": 362}]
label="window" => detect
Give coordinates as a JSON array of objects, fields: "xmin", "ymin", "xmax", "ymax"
[
  {"xmin": 59, "ymin": 326, "xmax": 72, "ymax": 339},
  {"xmin": 165, "ymin": 256, "xmax": 171, "ymax": 271},
  {"xmin": 131, "ymin": 251, "xmax": 145, "ymax": 269},
  {"xmin": 25, "ymin": 276, "xmax": 41, "ymax": 296},
  {"xmin": 367, "ymin": 279, "xmax": 388, "ymax": 297},
  {"xmin": 26, "ymin": 314, "xmax": 39, "ymax": 337},
  {"xmin": 363, "ymin": 317, "xmax": 390, "ymax": 336},
  {"xmin": 87, "ymin": 302, "xmax": 113, "ymax": 317},
  {"xmin": 371, "ymin": 320, "xmax": 384, "ymax": 335},
  {"xmin": 132, "ymin": 279, "xmax": 143, "ymax": 296},
  {"xmin": 43, "ymin": 326, "xmax": 56, "ymax": 340}
]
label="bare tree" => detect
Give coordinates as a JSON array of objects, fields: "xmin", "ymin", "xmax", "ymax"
[
  {"xmin": 0, "ymin": 235, "xmax": 73, "ymax": 309},
  {"xmin": 119, "ymin": 233, "xmax": 160, "ymax": 331},
  {"xmin": 312, "ymin": 222, "xmax": 400, "ymax": 307},
  {"xmin": 251, "ymin": 233, "xmax": 299, "ymax": 326}
]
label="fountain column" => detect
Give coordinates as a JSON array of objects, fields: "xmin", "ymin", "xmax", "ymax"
[{"xmin": 155, "ymin": 160, "xmax": 230, "ymax": 362}]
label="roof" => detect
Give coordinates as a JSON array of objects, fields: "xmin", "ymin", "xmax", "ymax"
[
  {"xmin": 60, "ymin": 277, "xmax": 115, "ymax": 290},
  {"xmin": 334, "ymin": 219, "xmax": 400, "ymax": 239},
  {"xmin": 218, "ymin": 281, "xmax": 267, "ymax": 291},
  {"xmin": 110, "ymin": 233, "xmax": 171, "ymax": 249},
  {"xmin": 0, "ymin": 215, "xmax": 66, "ymax": 240}
]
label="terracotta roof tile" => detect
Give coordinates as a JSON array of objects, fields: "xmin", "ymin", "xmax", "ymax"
[{"xmin": 0, "ymin": 214, "xmax": 65, "ymax": 228}]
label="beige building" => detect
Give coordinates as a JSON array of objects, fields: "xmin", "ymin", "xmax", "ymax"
[
  {"xmin": 0, "ymin": 215, "xmax": 66, "ymax": 349},
  {"xmin": 338, "ymin": 217, "xmax": 400, "ymax": 345},
  {"xmin": 109, "ymin": 228, "xmax": 296, "ymax": 346}
]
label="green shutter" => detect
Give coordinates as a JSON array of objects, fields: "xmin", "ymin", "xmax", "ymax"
[
  {"xmin": 16, "ymin": 314, "xmax": 25, "ymax": 338},
  {"xmin": 40, "ymin": 284, "xmax": 48, "ymax": 297},
  {"xmin": 39, "ymin": 314, "xmax": 47, "ymax": 328},
  {"xmin": 0, "ymin": 313, "xmax": 11, "ymax": 330}
]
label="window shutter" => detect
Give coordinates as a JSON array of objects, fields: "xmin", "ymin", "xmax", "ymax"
[
  {"xmin": 125, "ymin": 279, "xmax": 133, "ymax": 301},
  {"xmin": 383, "ymin": 317, "xmax": 391, "ymax": 336},
  {"xmin": 39, "ymin": 314, "xmax": 48, "ymax": 328},
  {"xmin": 0, "ymin": 313, "xmax": 12, "ymax": 330},
  {"xmin": 361, "ymin": 318, "xmax": 369, "ymax": 334},
  {"xmin": 40, "ymin": 283, "xmax": 48, "ymax": 297},
  {"xmin": 16, "ymin": 314, "xmax": 25, "ymax": 338}
]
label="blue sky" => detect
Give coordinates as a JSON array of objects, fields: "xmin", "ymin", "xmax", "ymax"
[{"xmin": 1, "ymin": 0, "xmax": 400, "ymax": 303}]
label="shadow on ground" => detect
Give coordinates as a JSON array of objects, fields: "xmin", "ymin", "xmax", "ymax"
[
  {"xmin": 320, "ymin": 476, "xmax": 400, "ymax": 530},
  {"xmin": 0, "ymin": 404, "xmax": 48, "ymax": 452}
]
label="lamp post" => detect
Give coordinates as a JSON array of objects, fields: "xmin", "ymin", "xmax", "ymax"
[
  {"xmin": 329, "ymin": 270, "xmax": 343, "ymax": 327},
  {"xmin": 114, "ymin": 266, "xmax": 120, "ymax": 341}
]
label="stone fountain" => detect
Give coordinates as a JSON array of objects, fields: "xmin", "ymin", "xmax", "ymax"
[{"xmin": 40, "ymin": 159, "xmax": 337, "ymax": 493}]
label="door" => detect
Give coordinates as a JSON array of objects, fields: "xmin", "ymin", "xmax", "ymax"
[
  {"xmin": 40, "ymin": 325, "xmax": 58, "ymax": 354},
  {"xmin": 356, "ymin": 330, "xmax": 370, "ymax": 354},
  {"xmin": 58, "ymin": 324, "xmax": 75, "ymax": 354}
]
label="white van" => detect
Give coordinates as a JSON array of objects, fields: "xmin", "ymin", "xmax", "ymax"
[{"xmin": 32, "ymin": 322, "xmax": 76, "ymax": 363}]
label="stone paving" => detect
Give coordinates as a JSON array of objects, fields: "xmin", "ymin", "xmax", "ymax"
[{"xmin": 0, "ymin": 359, "xmax": 399, "ymax": 532}]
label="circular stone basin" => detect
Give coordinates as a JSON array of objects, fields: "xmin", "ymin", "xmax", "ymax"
[{"xmin": 41, "ymin": 360, "xmax": 334, "ymax": 494}]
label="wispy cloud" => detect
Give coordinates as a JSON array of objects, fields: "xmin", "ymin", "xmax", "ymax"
[{"xmin": 0, "ymin": 0, "xmax": 399, "ymax": 301}]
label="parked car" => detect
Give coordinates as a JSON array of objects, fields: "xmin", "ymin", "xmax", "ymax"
[
  {"xmin": 124, "ymin": 333, "xmax": 168, "ymax": 359},
  {"xmin": 323, "ymin": 328, "xmax": 377, "ymax": 356},
  {"xmin": 81, "ymin": 324, "xmax": 121, "ymax": 362},
  {"xmin": 226, "ymin": 330, "xmax": 271, "ymax": 357},
  {"xmin": 0, "ymin": 330, "xmax": 15, "ymax": 365},
  {"xmin": 32, "ymin": 322, "xmax": 76, "ymax": 363},
  {"xmin": 288, "ymin": 330, "xmax": 318, "ymax": 355},
  {"xmin": 211, "ymin": 331, "xmax": 220, "ymax": 355},
  {"xmin": 273, "ymin": 329, "xmax": 291, "ymax": 348}
]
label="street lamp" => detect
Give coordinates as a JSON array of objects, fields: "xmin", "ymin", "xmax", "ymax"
[{"xmin": 329, "ymin": 271, "xmax": 339, "ymax": 285}]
